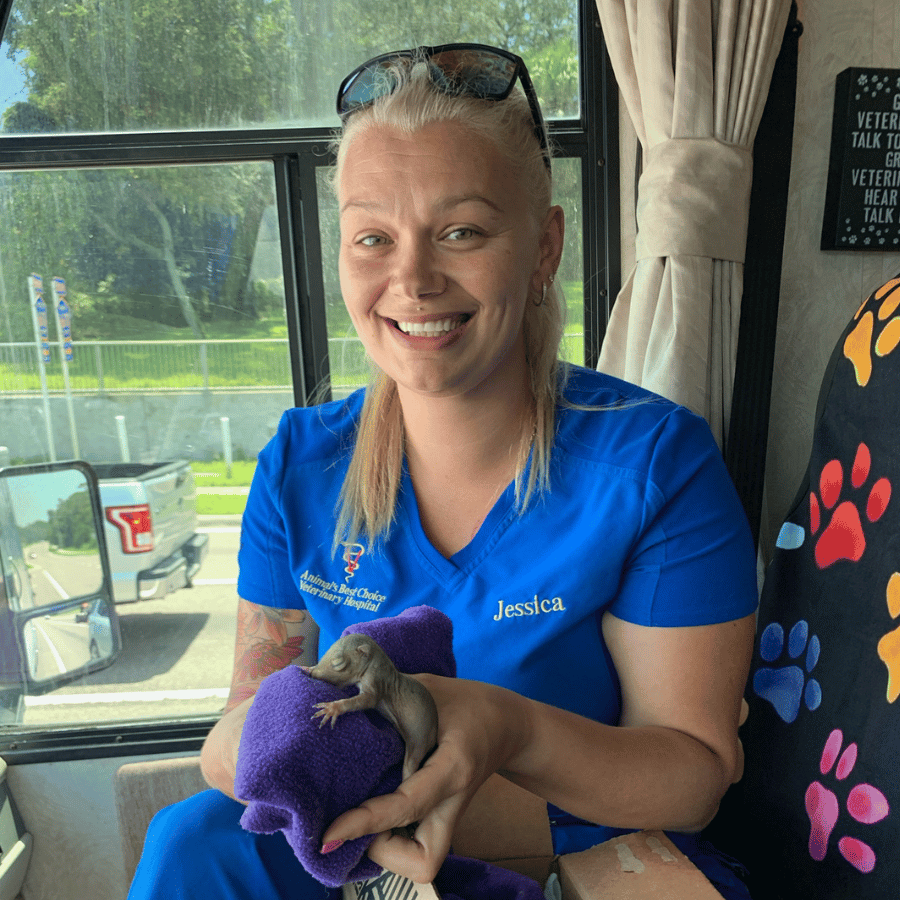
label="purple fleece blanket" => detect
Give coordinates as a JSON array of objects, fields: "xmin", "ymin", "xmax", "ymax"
[{"xmin": 235, "ymin": 605, "xmax": 544, "ymax": 897}]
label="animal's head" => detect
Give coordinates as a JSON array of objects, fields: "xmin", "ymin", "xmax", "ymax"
[{"xmin": 305, "ymin": 633, "xmax": 374, "ymax": 685}]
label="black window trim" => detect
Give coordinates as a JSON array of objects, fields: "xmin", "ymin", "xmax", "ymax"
[{"xmin": 0, "ymin": 0, "xmax": 618, "ymax": 762}]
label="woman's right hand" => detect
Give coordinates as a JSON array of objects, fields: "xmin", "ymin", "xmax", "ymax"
[
  {"xmin": 200, "ymin": 696, "xmax": 253, "ymax": 799},
  {"xmin": 320, "ymin": 674, "xmax": 531, "ymax": 883}
]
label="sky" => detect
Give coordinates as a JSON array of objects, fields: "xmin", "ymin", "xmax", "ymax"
[
  {"xmin": 0, "ymin": 49, "xmax": 28, "ymax": 119},
  {"xmin": 6, "ymin": 470, "xmax": 86, "ymax": 527}
]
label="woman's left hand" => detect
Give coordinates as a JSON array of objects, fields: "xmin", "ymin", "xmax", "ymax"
[{"xmin": 320, "ymin": 674, "xmax": 529, "ymax": 883}]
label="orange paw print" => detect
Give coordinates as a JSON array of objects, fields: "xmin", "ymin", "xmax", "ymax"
[
  {"xmin": 877, "ymin": 573, "xmax": 900, "ymax": 703},
  {"xmin": 844, "ymin": 277, "xmax": 900, "ymax": 387}
]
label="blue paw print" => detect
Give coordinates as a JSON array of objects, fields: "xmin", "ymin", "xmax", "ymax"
[{"xmin": 753, "ymin": 620, "xmax": 822, "ymax": 724}]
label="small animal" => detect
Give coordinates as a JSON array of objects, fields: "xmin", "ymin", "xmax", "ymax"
[{"xmin": 303, "ymin": 633, "xmax": 438, "ymax": 781}]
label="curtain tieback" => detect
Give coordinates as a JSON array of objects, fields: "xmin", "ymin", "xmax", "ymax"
[{"xmin": 635, "ymin": 137, "xmax": 753, "ymax": 264}]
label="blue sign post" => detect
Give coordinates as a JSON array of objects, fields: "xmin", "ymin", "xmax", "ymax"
[
  {"xmin": 50, "ymin": 277, "xmax": 79, "ymax": 458},
  {"xmin": 53, "ymin": 278, "xmax": 73, "ymax": 362},
  {"xmin": 32, "ymin": 275, "xmax": 51, "ymax": 364},
  {"xmin": 27, "ymin": 274, "xmax": 56, "ymax": 460}
]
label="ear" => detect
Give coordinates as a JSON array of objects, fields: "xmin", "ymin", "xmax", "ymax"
[{"xmin": 532, "ymin": 205, "xmax": 565, "ymax": 295}]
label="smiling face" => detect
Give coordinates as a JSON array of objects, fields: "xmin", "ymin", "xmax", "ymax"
[{"xmin": 337, "ymin": 119, "xmax": 550, "ymax": 404}]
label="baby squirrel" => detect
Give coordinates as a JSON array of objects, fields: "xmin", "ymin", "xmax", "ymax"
[{"xmin": 302, "ymin": 633, "xmax": 438, "ymax": 781}]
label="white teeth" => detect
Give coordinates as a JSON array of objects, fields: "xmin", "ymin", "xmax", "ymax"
[{"xmin": 396, "ymin": 316, "xmax": 465, "ymax": 335}]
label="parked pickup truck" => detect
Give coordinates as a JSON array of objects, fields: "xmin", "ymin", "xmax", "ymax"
[{"xmin": 91, "ymin": 461, "xmax": 208, "ymax": 603}]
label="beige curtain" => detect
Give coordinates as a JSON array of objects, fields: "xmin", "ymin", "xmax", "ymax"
[{"xmin": 594, "ymin": 0, "xmax": 791, "ymax": 448}]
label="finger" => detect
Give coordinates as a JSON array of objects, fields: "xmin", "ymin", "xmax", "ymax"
[
  {"xmin": 365, "ymin": 827, "xmax": 448, "ymax": 885},
  {"xmin": 325, "ymin": 741, "xmax": 470, "ymax": 844},
  {"xmin": 364, "ymin": 792, "xmax": 466, "ymax": 883},
  {"xmin": 323, "ymin": 782, "xmax": 429, "ymax": 847}
]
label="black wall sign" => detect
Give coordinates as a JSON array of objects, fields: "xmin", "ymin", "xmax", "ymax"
[{"xmin": 821, "ymin": 67, "xmax": 900, "ymax": 251}]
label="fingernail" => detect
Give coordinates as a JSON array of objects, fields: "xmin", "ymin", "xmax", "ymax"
[{"xmin": 321, "ymin": 839, "xmax": 344, "ymax": 855}]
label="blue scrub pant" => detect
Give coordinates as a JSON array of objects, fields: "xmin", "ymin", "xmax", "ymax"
[
  {"xmin": 128, "ymin": 790, "xmax": 751, "ymax": 900},
  {"xmin": 127, "ymin": 790, "xmax": 338, "ymax": 899}
]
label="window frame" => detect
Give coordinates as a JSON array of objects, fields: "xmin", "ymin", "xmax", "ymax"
[{"xmin": 0, "ymin": 0, "xmax": 619, "ymax": 762}]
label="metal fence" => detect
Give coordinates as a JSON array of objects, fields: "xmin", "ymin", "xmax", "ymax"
[
  {"xmin": 0, "ymin": 331, "xmax": 584, "ymax": 397},
  {"xmin": 0, "ymin": 338, "xmax": 370, "ymax": 395}
]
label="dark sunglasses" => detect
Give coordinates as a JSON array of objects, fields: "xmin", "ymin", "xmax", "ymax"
[{"xmin": 336, "ymin": 43, "xmax": 551, "ymax": 170}]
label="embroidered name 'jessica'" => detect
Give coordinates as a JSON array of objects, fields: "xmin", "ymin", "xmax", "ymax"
[{"xmin": 493, "ymin": 596, "xmax": 566, "ymax": 621}]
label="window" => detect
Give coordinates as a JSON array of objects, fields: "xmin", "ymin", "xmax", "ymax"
[{"xmin": 0, "ymin": 0, "xmax": 618, "ymax": 759}]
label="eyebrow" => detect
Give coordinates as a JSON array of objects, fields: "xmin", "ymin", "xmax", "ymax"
[
  {"xmin": 439, "ymin": 194, "xmax": 504, "ymax": 214},
  {"xmin": 339, "ymin": 194, "xmax": 504, "ymax": 215}
]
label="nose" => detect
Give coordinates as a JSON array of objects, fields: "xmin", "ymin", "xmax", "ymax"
[{"xmin": 391, "ymin": 235, "xmax": 445, "ymax": 301}]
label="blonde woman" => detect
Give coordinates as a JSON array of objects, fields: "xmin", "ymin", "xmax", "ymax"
[{"xmin": 129, "ymin": 45, "xmax": 757, "ymax": 900}]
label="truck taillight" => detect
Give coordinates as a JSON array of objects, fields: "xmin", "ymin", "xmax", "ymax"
[{"xmin": 105, "ymin": 504, "xmax": 154, "ymax": 553}]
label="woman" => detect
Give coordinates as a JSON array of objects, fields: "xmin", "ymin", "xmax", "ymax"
[{"xmin": 129, "ymin": 45, "xmax": 757, "ymax": 899}]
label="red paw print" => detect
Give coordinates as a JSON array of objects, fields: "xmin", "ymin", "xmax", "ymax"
[{"xmin": 810, "ymin": 443, "xmax": 891, "ymax": 569}]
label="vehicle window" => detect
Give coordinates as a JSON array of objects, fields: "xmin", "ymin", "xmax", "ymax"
[
  {"xmin": 1, "ymin": 0, "xmax": 579, "ymax": 135},
  {"xmin": 0, "ymin": 0, "xmax": 614, "ymax": 749},
  {"xmin": 0, "ymin": 162, "xmax": 288, "ymax": 727}
]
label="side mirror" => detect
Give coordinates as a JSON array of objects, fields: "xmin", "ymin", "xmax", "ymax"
[{"xmin": 0, "ymin": 462, "xmax": 120, "ymax": 719}]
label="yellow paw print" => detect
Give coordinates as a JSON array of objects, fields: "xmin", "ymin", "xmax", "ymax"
[
  {"xmin": 844, "ymin": 277, "xmax": 900, "ymax": 387},
  {"xmin": 877, "ymin": 572, "xmax": 900, "ymax": 703}
]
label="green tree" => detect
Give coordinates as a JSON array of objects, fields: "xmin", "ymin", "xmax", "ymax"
[
  {"xmin": 47, "ymin": 489, "xmax": 96, "ymax": 550},
  {"xmin": 1, "ymin": 0, "xmax": 579, "ymax": 340}
]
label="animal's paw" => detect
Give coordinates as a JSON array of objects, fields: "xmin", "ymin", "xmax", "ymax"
[
  {"xmin": 312, "ymin": 701, "xmax": 340, "ymax": 728},
  {"xmin": 753, "ymin": 620, "xmax": 821, "ymax": 724}
]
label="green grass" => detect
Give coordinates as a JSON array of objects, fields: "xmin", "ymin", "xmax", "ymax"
[
  {"xmin": 190, "ymin": 460, "xmax": 256, "ymax": 486},
  {"xmin": 191, "ymin": 460, "xmax": 253, "ymax": 516},
  {"xmin": 195, "ymin": 493, "xmax": 247, "ymax": 516}
]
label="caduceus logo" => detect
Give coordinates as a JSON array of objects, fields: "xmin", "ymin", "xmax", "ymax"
[{"xmin": 341, "ymin": 542, "xmax": 365, "ymax": 582}]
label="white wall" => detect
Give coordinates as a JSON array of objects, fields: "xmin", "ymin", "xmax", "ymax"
[{"xmin": 762, "ymin": 0, "xmax": 900, "ymax": 557}]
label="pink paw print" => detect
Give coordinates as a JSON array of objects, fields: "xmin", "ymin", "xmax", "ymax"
[
  {"xmin": 805, "ymin": 729, "xmax": 889, "ymax": 873},
  {"xmin": 809, "ymin": 442, "xmax": 891, "ymax": 569}
]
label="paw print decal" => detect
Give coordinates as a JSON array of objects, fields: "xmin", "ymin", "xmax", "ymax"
[
  {"xmin": 877, "ymin": 573, "xmax": 900, "ymax": 702},
  {"xmin": 805, "ymin": 729, "xmax": 889, "ymax": 873},
  {"xmin": 753, "ymin": 620, "xmax": 821, "ymax": 723},
  {"xmin": 810, "ymin": 442, "xmax": 891, "ymax": 569},
  {"xmin": 843, "ymin": 277, "xmax": 900, "ymax": 386}
]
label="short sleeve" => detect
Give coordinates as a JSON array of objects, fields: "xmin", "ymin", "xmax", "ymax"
[
  {"xmin": 237, "ymin": 412, "xmax": 306, "ymax": 610},
  {"xmin": 609, "ymin": 407, "xmax": 758, "ymax": 627}
]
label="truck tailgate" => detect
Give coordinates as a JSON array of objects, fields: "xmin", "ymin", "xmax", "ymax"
[{"xmin": 94, "ymin": 461, "xmax": 199, "ymax": 561}]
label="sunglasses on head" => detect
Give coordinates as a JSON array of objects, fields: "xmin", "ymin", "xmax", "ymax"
[{"xmin": 336, "ymin": 43, "xmax": 551, "ymax": 170}]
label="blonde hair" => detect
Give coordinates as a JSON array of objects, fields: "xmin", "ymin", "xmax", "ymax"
[{"xmin": 331, "ymin": 58, "xmax": 567, "ymax": 551}]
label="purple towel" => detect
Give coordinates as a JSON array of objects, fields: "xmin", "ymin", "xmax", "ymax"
[
  {"xmin": 236, "ymin": 606, "xmax": 452, "ymax": 885},
  {"xmin": 236, "ymin": 605, "xmax": 544, "ymax": 897}
]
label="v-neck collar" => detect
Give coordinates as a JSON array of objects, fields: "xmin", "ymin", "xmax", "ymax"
[{"xmin": 398, "ymin": 462, "xmax": 520, "ymax": 584}]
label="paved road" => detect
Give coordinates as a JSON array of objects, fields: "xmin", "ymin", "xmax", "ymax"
[
  {"xmin": 23, "ymin": 520, "xmax": 242, "ymax": 726},
  {"xmin": 24, "ymin": 540, "xmax": 104, "ymax": 606}
]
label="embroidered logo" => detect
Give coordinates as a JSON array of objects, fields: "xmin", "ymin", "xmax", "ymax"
[{"xmin": 342, "ymin": 542, "xmax": 365, "ymax": 582}]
